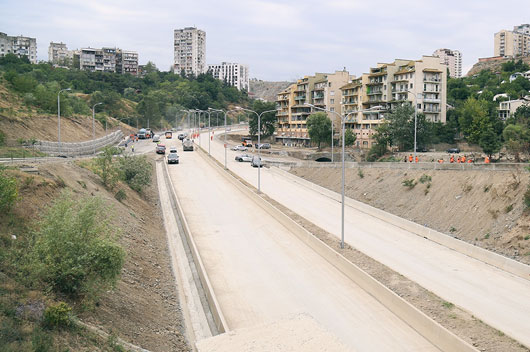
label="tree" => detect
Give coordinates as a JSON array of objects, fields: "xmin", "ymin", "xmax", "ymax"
[
  {"xmin": 118, "ymin": 155, "xmax": 152, "ymax": 192},
  {"xmin": 30, "ymin": 193, "xmax": 124, "ymax": 299},
  {"xmin": 458, "ymin": 98, "xmax": 490, "ymax": 144},
  {"xmin": 367, "ymin": 122, "xmax": 391, "ymax": 161},
  {"xmin": 503, "ymin": 124, "xmax": 529, "ymax": 161},
  {"xmin": 248, "ymin": 100, "xmax": 277, "ymax": 138},
  {"xmin": 344, "ymin": 128, "xmax": 356, "ymax": 146},
  {"xmin": 479, "ymin": 126, "xmax": 501, "ymax": 158},
  {"xmin": 306, "ymin": 112, "xmax": 331, "ymax": 150},
  {"xmin": 94, "ymin": 147, "xmax": 120, "ymax": 189}
]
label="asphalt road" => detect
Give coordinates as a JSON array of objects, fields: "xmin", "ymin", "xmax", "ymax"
[
  {"xmin": 161, "ymin": 133, "xmax": 439, "ymax": 351},
  {"xmin": 197, "ymin": 130, "xmax": 530, "ymax": 348}
]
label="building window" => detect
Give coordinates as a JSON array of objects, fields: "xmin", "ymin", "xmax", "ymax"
[
  {"xmin": 330, "ymin": 99, "xmax": 335, "ymax": 104},
  {"xmin": 330, "ymin": 91, "xmax": 335, "ymax": 96},
  {"xmin": 410, "ymin": 83, "xmax": 413, "ymax": 89}
]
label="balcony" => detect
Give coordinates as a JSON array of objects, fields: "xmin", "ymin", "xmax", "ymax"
[
  {"xmin": 423, "ymin": 77, "xmax": 441, "ymax": 83},
  {"xmin": 367, "ymin": 91, "xmax": 383, "ymax": 96},
  {"xmin": 423, "ymin": 98, "xmax": 440, "ymax": 103},
  {"xmin": 294, "ymin": 95, "xmax": 306, "ymax": 101}
]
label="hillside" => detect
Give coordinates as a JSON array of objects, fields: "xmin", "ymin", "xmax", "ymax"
[
  {"xmin": 249, "ymin": 79, "xmax": 292, "ymax": 102},
  {"xmin": 291, "ymin": 166, "xmax": 530, "ymax": 265},
  {"xmin": 467, "ymin": 56, "xmax": 530, "ymax": 76}
]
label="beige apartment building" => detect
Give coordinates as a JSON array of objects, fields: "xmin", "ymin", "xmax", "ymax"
[
  {"xmin": 0, "ymin": 32, "xmax": 37, "ymax": 63},
  {"xmin": 274, "ymin": 70, "xmax": 352, "ymax": 146},
  {"xmin": 48, "ymin": 42, "xmax": 72, "ymax": 66},
  {"xmin": 433, "ymin": 48, "xmax": 462, "ymax": 78},
  {"xmin": 494, "ymin": 24, "xmax": 530, "ymax": 57},
  {"xmin": 340, "ymin": 56, "xmax": 447, "ymax": 149},
  {"xmin": 174, "ymin": 27, "xmax": 206, "ymax": 76},
  {"xmin": 77, "ymin": 47, "xmax": 138, "ymax": 75}
]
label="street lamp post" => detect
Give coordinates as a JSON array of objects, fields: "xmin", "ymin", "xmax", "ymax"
[
  {"xmin": 207, "ymin": 108, "xmax": 214, "ymax": 156},
  {"xmin": 57, "ymin": 88, "xmax": 71, "ymax": 154},
  {"xmin": 407, "ymin": 91, "xmax": 421, "ymax": 162},
  {"xmin": 308, "ymin": 104, "xmax": 379, "ymax": 249},
  {"xmin": 236, "ymin": 107, "xmax": 277, "ymax": 193},
  {"xmin": 210, "ymin": 108, "xmax": 238, "ymax": 169},
  {"xmin": 92, "ymin": 102, "xmax": 103, "ymax": 155}
]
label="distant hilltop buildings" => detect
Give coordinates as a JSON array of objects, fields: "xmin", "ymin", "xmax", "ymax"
[
  {"xmin": 207, "ymin": 62, "xmax": 249, "ymax": 91},
  {"xmin": 494, "ymin": 24, "xmax": 530, "ymax": 58},
  {"xmin": 0, "ymin": 32, "xmax": 37, "ymax": 63}
]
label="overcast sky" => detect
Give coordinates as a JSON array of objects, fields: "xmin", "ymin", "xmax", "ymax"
[{"xmin": 2, "ymin": 0, "xmax": 529, "ymax": 81}]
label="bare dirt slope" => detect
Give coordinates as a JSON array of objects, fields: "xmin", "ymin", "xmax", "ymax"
[
  {"xmin": 249, "ymin": 79, "xmax": 292, "ymax": 102},
  {"xmin": 9, "ymin": 159, "xmax": 189, "ymax": 351},
  {"xmin": 290, "ymin": 166, "xmax": 530, "ymax": 264},
  {"xmin": 466, "ymin": 56, "xmax": 530, "ymax": 76}
]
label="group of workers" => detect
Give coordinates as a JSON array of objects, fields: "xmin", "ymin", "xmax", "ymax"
[{"xmin": 405, "ymin": 154, "xmax": 491, "ymax": 164}]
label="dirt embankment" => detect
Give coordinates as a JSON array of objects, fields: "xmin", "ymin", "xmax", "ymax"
[
  {"xmin": 290, "ymin": 167, "xmax": 530, "ymax": 264},
  {"xmin": 466, "ymin": 56, "xmax": 530, "ymax": 76},
  {"xmin": 249, "ymin": 79, "xmax": 293, "ymax": 102},
  {"xmin": 7, "ymin": 159, "xmax": 189, "ymax": 351}
]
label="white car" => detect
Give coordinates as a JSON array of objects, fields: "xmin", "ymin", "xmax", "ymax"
[
  {"xmin": 235, "ymin": 154, "xmax": 253, "ymax": 162},
  {"xmin": 231, "ymin": 145, "xmax": 248, "ymax": 151}
]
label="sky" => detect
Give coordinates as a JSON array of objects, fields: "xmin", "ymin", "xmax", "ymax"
[{"xmin": 1, "ymin": 0, "xmax": 530, "ymax": 81}]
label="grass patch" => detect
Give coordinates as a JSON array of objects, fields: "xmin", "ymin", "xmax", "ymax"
[
  {"xmin": 442, "ymin": 301, "xmax": 454, "ymax": 309},
  {"xmin": 357, "ymin": 168, "xmax": 364, "ymax": 179},
  {"xmin": 524, "ymin": 235, "xmax": 529, "ymax": 241},
  {"xmin": 419, "ymin": 174, "xmax": 432, "ymax": 184},
  {"xmin": 402, "ymin": 178, "xmax": 417, "ymax": 189},
  {"xmin": 449, "ymin": 227, "xmax": 457, "ymax": 233},
  {"xmin": 0, "ymin": 146, "xmax": 46, "ymax": 158},
  {"xmin": 505, "ymin": 204, "xmax": 513, "ymax": 213},
  {"xmin": 484, "ymin": 233, "xmax": 490, "ymax": 239}
]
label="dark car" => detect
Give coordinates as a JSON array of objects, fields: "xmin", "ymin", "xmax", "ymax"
[
  {"xmin": 447, "ymin": 148, "xmax": 460, "ymax": 153},
  {"xmin": 156, "ymin": 144, "xmax": 166, "ymax": 154},
  {"xmin": 167, "ymin": 152, "xmax": 179, "ymax": 164},
  {"xmin": 415, "ymin": 146, "xmax": 427, "ymax": 152}
]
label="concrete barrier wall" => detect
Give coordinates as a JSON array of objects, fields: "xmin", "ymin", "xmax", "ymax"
[
  {"xmin": 35, "ymin": 131, "xmax": 124, "ymax": 157},
  {"xmin": 196, "ymin": 149, "xmax": 478, "ymax": 352},
  {"xmin": 280, "ymin": 160, "xmax": 529, "ymax": 172},
  {"xmin": 270, "ymin": 167, "xmax": 530, "ymax": 280},
  {"xmin": 162, "ymin": 161, "xmax": 228, "ymax": 335}
]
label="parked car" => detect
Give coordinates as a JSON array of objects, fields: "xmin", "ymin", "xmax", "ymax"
[
  {"xmin": 415, "ymin": 146, "xmax": 427, "ymax": 152},
  {"xmin": 167, "ymin": 151, "xmax": 179, "ymax": 164},
  {"xmin": 251, "ymin": 155, "xmax": 263, "ymax": 168},
  {"xmin": 232, "ymin": 145, "xmax": 248, "ymax": 151},
  {"xmin": 260, "ymin": 143, "xmax": 271, "ymax": 149},
  {"xmin": 152, "ymin": 134, "xmax": 161, "ymax": 142},
  {"xmin": 235, "ymin": 154, "xmax": 253, "ymax": 162},
  {"xmin": 156, "ymin": 144, "xmax": 166, "ymax": 154},
  {"xmin": 447, "ymin": 148, "xmax": 460, "ymax": 153}
]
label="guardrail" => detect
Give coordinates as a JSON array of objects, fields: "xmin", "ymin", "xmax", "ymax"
[{"xmin": 34, "ymin": 130, "xmax": 124, "ymax": 157}]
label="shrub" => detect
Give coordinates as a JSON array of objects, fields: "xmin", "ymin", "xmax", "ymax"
[
  {"xmin": 0, "ymin": 170, "xmax": 18, "ymax": 212},
  {"xmin": 118, "ymin": 155, "xmax": 152, "ymax": 192},
  {"xmin": 43, "ymin": 302, "xmax": 72, "ymax": 329},
  {"xmin": 31, "ymin": 327, "xmax": 53, "ymax": 352},
  {"xmin": 115, "ymin": 189, "xmax": 126, "ymax": 202},
  {"xmin": 402, "ymin": 178, "xmax": 416, "ymax": 189},
  {"xmin": 0, "ymin": 130, "xmax": 5, "ymax": 146},
  {"xmin": 419, "ymin": 174, "xmax": 432, "ymax": 184},
  {"xmin": 505, "ymin": 204, "xmax": 513, "ymax": 213},
  {"xmin": 357, "ymin": 168, "xmax": 364, "ymax": 179},
  {"xmin": 30, "ymin": 193, "xmax": 125, "ymax": 299},
  {"xmin": 94, "ymin": 147, "xmax": 120, "ymax": 189},
  {"xmin": 525, "ymin": 186, "xmax": 530, "ymax": 208}
]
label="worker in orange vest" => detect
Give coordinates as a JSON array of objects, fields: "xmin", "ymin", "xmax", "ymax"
[
  {"xmin": 467, "ymin": 159, "xmax": 472, "ymax": 163},
  {"xmin": 438, "ymin": 159, "xmax": 444, "ymax": 163},
  {"xmin": 415, "ymin": 156, "xmax": 419, "ymax": 163},
  {"xmin": 409, "ymin": 154, "xmax": 413, "ymax": 162},
  {"xmin": 485, "ymin": 156, "xmax": 490, "ymax": 164},
  {"xmin": 450, "ymin": 155, "xmax": 454, "ymax": 163},
  {"xmin": 461, "ymin": 155, "xmax": 466, "ymax": 163}
]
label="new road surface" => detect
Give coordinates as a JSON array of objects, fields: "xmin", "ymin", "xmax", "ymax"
[
  {"xmin": 196, "ymin": 129, "xmax": 530, "ymax": 348},
  {"xmin": 161, "ymin": 135, "xmax": 439, "ymax": 351}
]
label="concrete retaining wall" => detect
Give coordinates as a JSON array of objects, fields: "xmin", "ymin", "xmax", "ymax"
[
  {"xmin": 196, "ymin": 148, "xmax": 478, "ymax": 352},
  {"xmin": 162, "ymin": 161, "xmax": 228, "ymax": 335},
  {"xmin": 275, "ymin": 160, "xmax": 529, "ymax": 172},
  {"xmin": 270, "ymin": 167, "xmax": 530, "ymax": 281},
  {"xmin": 34, "ymin": 130, "xmax": 124, "ymax": 157}
]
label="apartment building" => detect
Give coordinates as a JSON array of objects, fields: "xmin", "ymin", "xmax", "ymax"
[
  {"xmin": 340, "ymin": 56, "xmax": 447, "ymax": 149},
  {"xmin": 494, "ymin": 24, "xmax": 530, "ymax": 57},
  {"xmin": 433, "ymin": 48, "xmax": 462, "ymax": 78},
  {"xmin": 48, "ymin": 42, "xmax": 73, "ymax": 66},
  {"xmin": 0, "ymin": 32, "xmax": 37, "ymax": 63},
  {"xmin": 77, "ymin": 47, "xmax": 138, "ymax": 75},
  {"xmin": 274, "ymin": 70, "xmax": 352, "ymax": 146},
  {"xmin": 174, "ymin": 27, "xmax": 206, "ymax": 76},
  {"xmin": 207, "ymin": 62, "xmax": 249, "ymax": 91}
]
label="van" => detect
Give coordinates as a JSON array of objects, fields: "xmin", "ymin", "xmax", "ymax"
[{"xmin": 152, "ymin": 134, "xmax": 160, "ymax": 142}]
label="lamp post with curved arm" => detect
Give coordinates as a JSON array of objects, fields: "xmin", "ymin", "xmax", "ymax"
[
  {"xmin": 209, "ymin": 108, "xmax": 239, "ymax": 169},
  {"xmin": 236, "ymin": 107, "xmax": 278, "ymax": 193},
  {"xmin": 407, "ymin": 90, "xmax": 422, "ymax": 162},
  {"xmin": 57, "ymin": 88, "xmax": 71, "ymax": 154}
]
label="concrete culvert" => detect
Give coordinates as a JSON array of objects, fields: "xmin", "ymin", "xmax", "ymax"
[{"xmin": 315, "ymin": 157, "xmax": 331, "ymax": 162}]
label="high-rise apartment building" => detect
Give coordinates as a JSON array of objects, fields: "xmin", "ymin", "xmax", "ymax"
[
  {"xmin": 494, "ymin": 24, "xmax": 530, "ymax": 57},
  {"xmin": 77, "ymin": 47, "xmax": 138, "ymax": 75},
  {"xmin": 174, "ymin": 27, "xmax": 206, "ymax": 76},
  {"xmin": 274, "ymin": 70, "xmax": 352, "ymax": 146},
  {"xmin": 340, "ymin": 56, "xmax": 447, "ymax": 149},
  {"xmin": 0, "ymin": 32, "xmax": 37, "ymax": 63},
  {"xmin": 48, "ymin": 42, "xmax": 73, "ymax": 66},
  {"xmin": 433, "ymin": 48, "xmax": 462, "ymax": 78},
  {"xmin": 207, "ymin": 62, "xmax": 249, "ymax": 91}
]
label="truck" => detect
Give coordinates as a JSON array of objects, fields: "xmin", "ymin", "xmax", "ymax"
[
  {"xmin": 138, "ymin": 128, "xmax": 147, "ymax": 139},
  {"xmin": 182, "ymin": 138, "xmax": 194, "ymax": 151}
]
